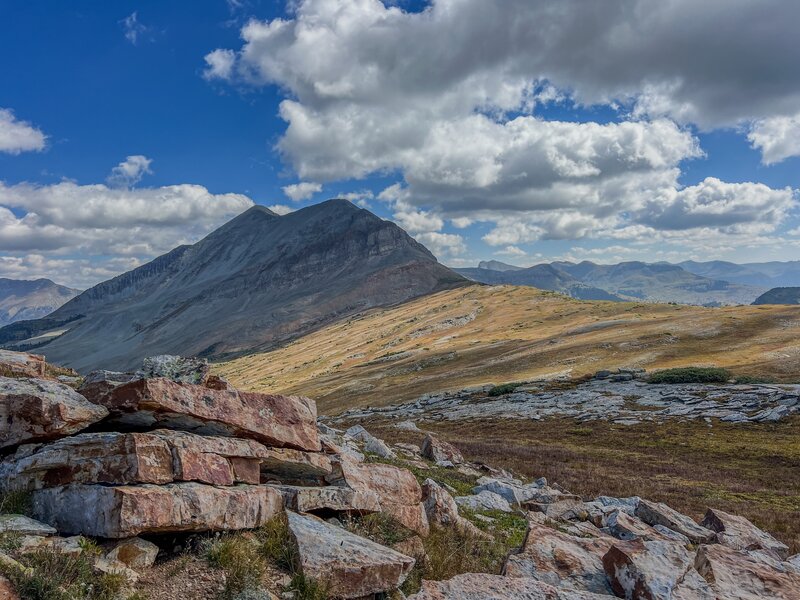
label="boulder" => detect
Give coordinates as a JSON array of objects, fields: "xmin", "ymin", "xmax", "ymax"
[
  {"xmin": 602, "ymin": 539, "xmax": 714, "ymax": 599},
  {"xmin": 345, "ymin": 425, "xmax": 396, "ymax": 459},
  {"xmin": 603, "ymin": 511, "xmax": 662, "ymax": 542},
  {"xmin": 0, "ymin": 350, "xmax": 46, "ymax": 379},
  {"xmin": 93, "ymin": 556, "xmax": 140, "ymax": 584},
  {"xmin": 137, "ymin": 355, "xmax": 210, "ymax": 385},
  {"xmin": 634, "ymin": 499, "xmax": 715, "ymax": 544},
  {"xmin": 106, "ymin": 537, "xmax": 160, "ymax": 569},
  {"xmin": 503, "ymin": 519, "xmax": 615, "ymax": 594},
  {"xmin": 327, "ymin": 458, "xmax": 429, "ymax": 536},
  {"xmin": 77, "ymin": 370, "xmax": 138, "ymax": 406},
  {"xmin": 0, "ymin": 515, "xmax": 57, "ymax": 537},
  {"xmin": 260, "ymin": 447, "xmax": 333, "ymax": 483},
  {"xmin": 1, "ymin": 430, "xmax": 268, "ymax": 490},
  {"xmin": 15, "ymin": 535, "xmax": 84, "ymax": 555},
  {"xmin": 287, "ymin": 511, "xmax": 415, "ymax": 599},
  {"xmin": 700, "ymin": 508, "xmax": 789, "ymax": 559},
  {"xmin": 472, "ymin": 477, "xmax": 526, "ymax": 505},
  {"xmin": 408, "ymin": 573, "xmax": 614, "ymax": 599},
  {"xmin": 31, "ymin": 482, "xmax": 283, "ymax": 538},
  {"xmin": 272, "ymin": 485, "xmax": 381, "ymax": 514},
  {"xmin": 421, "ymin": 479, "xmax": 487, "ymax": 538},
  {"xmin": 421, "ymin": 434, "xmax": 464, "ymax": 465},
  {"xmin": 694, "ymin": 543, "xmax": 800, "ymax": 599},
  {"xmin": 87, "ymin": 377, "xmax": 320, "ymax": 452},
  {"xmin": 455, "ymin": 491, "xmax": 513, "ymax": 513},
  {"xmin": 0, "ymin": 377, "xmax": 108, "ymax": 450}
]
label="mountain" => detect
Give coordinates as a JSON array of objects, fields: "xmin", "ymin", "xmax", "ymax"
[
  {"xmin": 752, "ymin": 287, "xmax": 800, "ymax": 305},
  {"xmin": 477, "ymin": 260, "xmax": 524, "ymax": 272},
  {"xmin": 0, "ymin": 278, "xmax": 80, "ymax": 326},
  {"xmin": 679, "ymin": 260, "xmax": 800, "ymax": 288},
  {"xmin": 457, "ymin": 260, "xmax": 764, "ymax": 305},
  {"xmin": 0, "ymin": 200, "xmax": 468, "ymax": 372},
  {"xmin": 456, "ymin": 264, "xmax": 622, "ymax": 301}
]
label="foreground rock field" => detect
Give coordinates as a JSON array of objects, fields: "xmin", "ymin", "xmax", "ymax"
[{"xmin": 2, "ymin": 350, "xmax": 800, "ymax": 599}]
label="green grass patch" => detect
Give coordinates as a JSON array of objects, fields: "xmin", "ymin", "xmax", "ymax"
[
  {"xmin": 487, "ymin": 382, "xmax": 523, "ymax": 397},
  {"xmin": 342, "ymin": 512, "xmax": 414, "ymax": 547},
  {"xmin": 648, "ymin": 367, "xmax": 731, "ymax": 384},
  {"xmin": 0, "ymin": 490, "xmax": 33, "ymax": 516},
  {"xmin": 204, "ymin": 534, "xmax": 266, "ymax": 599}
]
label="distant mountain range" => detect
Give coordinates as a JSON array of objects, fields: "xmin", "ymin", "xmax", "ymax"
[
  {"xmin": 456, "ymin": 260, "xmax": 772, "ymax": 305},
  {"xmin": 678, "ymin": 260, "xmax": 800, "ymax": 288},
  {"xmin": 0, "ymin": 200, "xmax": 467, "ymax": 372},
  {"xmin": 0, "ymin": 278, "xmax": 80, "ymax": 326}
]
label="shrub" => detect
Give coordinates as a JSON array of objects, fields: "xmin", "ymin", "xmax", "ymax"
[
  {"xmin": 204, "ymin": 534, "xmax": 266, "ymax": 599},
  {"xmin": 647, "ymin": 367, "xmax": 731, "ymax": 385},
  {"xmin": 0, "ymin": 490, "xmax": 32, "ymax": 516},
  {"xmin": 342, "ymin": 512, "xmax": 413, "ymax": 547},
  {"xmin": 487, "ymin": 382, "xmax": 523, "ymax": 397}
]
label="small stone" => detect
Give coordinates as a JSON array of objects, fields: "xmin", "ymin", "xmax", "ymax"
[
  {"xmin": 421, "ymin": 434, "xmax": 464, "ymax": 465},
  {"xmin": 107, "ymin": 537, "xmax": 160, "ymax": 569},
  {"xmin": 455, "ymin": 491, "xmax": 513, "ymax": 513}
]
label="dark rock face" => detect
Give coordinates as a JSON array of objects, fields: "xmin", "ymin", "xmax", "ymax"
[
  {"xmin": 1, "ymin": 200, "xmax": 467, "ymax": 371},
  {"xmin": 752, "ymin": 287, "xmax": 800, "ymax": 305}
]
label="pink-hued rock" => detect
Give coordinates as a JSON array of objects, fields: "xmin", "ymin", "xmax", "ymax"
[
  {"xmin": 602, "ymin": 539, "xmax": 714, "ymax": 599},
  {"xmin": 503, "ymin": 519, "xmax": 615, "ymax": 594},
  {"xmin": 694, "ymin": 543, "xmax": 800, "ymax": 599},
  {"xmin": 421, "ymin": 434, "xmax": 464, "ymax": 465},
  {"xmin": 0, "ymin": 350, "xmax": 46, "ymax": 379},
  {"xmin": 287, "ymin": 511, "xmax": 415, "ymax": 599},
  {"xmin": 0, "ymin": 377, "xmax": 108, "ymax": 450},
  {"xmin": 87, "ymin": 377, "xmax": 320, "ymax": 451},
  {"xmin": 327, "ymin": 458, "xmax": 429, "ymax": 536},
  {"xmin": 31, "ymin": 482, "xmax": 283, "ymax": 538},
  {"xmin": 701, "ymin": 508, "xmax": 789, "ymax": 559},
  {"xmin": 408, "ymin": 573, "xmax": 613, "ymax": 599},
  {"xmin": 0, "ymin": 429, "xmax": 269, "ymax": 490},
  {"xmin": 635, "ymin": 499, "xmax": 715, "ymax": 544}
]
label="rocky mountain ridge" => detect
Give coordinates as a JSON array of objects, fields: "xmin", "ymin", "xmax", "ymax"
[
  {"xmin": 0, "ymin": 349, "xmax": 798, "ymax": 598},
  {"xmin": 0, "ymin": 200, "xmax": 467, "ymax": 372}
]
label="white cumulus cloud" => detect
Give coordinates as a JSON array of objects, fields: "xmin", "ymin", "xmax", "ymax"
[
  {"xmin": 107, "ymin": 155, "xmax": 153, "ymax": 188},
  {"xmin": 0, "ymin": 109, "xmax": 47, "ymax": 155},
  {"xmin": 282, "ymin": 181, "xmax": 322, "ymax": 201},
  {"xmin": 748, "ymin": 112, "xmax": 800, "ymax": 165}
]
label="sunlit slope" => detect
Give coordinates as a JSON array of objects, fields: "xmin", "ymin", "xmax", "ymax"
[{"xmin": 216, "ymin": 285, "xmax": 800, "ymax": 414}]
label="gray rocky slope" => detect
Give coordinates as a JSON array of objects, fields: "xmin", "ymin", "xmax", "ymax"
[{"xmin": 0, "ymin": 200, "xmax": 467, "ymax": 372}]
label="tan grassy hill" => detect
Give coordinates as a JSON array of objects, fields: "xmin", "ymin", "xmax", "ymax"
[{"xmin": 216, "ymin": 284, "xmax": 800, "ymax": 415}]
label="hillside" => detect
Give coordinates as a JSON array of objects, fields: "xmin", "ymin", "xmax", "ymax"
[
  {"xmin": 216, "ymin": 285, "xmax": 800, "ymax": 414},
  {"xmin": 0, "ymin": 200, "xmax": 467, "ymax": 371},
  {"xmin": 681, "ymin": 260, "xmax": 800, "ymax": 288},
  {"xmin": 0, "ymin": 278, "xmax": 79, "ymax": 326},
  {"xmin": 753, "ymin": 287, "xmax": 800, "ymax": 305}
]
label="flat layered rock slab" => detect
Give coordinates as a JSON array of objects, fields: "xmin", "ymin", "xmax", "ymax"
[
  {"xmin": 287, "ymin": 511, "xmax": 415, "ymax": 599},
  {"xmin": 701, "ymin": 507, "xmax": 789, "ymax": 559},
  {"xmin": 635, "ymin": 499, "xmax": 715, "ymax": 544},
  {"xmin": 273, "ymin": 485, "xmax": 381, "ymax": 514},
  {"xmin": 0, "ymin": 377, "xmax": 108, "ymax": 450},
  {"xmin": 0, "ymin": 514, "xmax": 57, "ymax": 536},
  {"xmin": 31, "ymin": 482, "xmax": 283, "ymax": 538},
  {"xmin": 88, "ymin": 378, "xmax": 320, "ymax": 451},
  {"xmin": 1, "ymin": 430, "xmax": 268, "ymax": 491},
  {"xmin": 408, "ymin": 573, "xmax": 615, "ymax": 599},
  {"xmin": 504, "ymin": 520, "xmax": 615, "ymax": 594}
]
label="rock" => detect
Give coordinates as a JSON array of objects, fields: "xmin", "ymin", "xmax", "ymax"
[
  {"xmin": 455, "ymin": 491, "xmax": 513, "ymax": 513},
  {"xmin": 694, "ymin": 543, "xmax": 800, "ymax": 599},
  {"xmin": 700, "ymin": 507, "xmax": 789, "ymax": 559},
  {"xmin": 77, "ymin": 370, "xmax": 138, "ymax": 406},
  {"xmin": 395, "ymin": 420, "xmax": 421, "ymax": 431},
  {"xmin": 16, "ymin": 535, "xmax": 84, "ymax": 555},
  {"xmin": 0, "ymin": 515, "xmax": 57, "ymax": 536},
  {"xmin": 421, "ymin": 479, "xmax": 488, "ymax": 538},
  {"xmin": 137, "ymin": 355, "xmax": 210, "ymax": 385},
  {"xmin": 634, "ymin": 499, "xmax": 715, "ymax": 544},
  {"xmin": 471, "ymin": 478, "xmax": 526, "ymax": 505},
  {"xmin": 604, "ymin": 511, "xmax": 660, "ymax": 542},
  {"xmin": 31, "ymin": 482, "xmax": 283, "ymax": 538},
  {"xmin": 0, "ymin": 574, "xmax": 20, "ymax": 600},
  {"xmin": 392, "ymin": 535, "xmax": 428, "ymax": 567},
  {"xmin": 272, "ymin": 485, "xmax": 381, "ymax": 514},
  {"xmin": 364, "ymin": 436, "xmax": 397, "ymax": 459},
  {"xmin": 93, "ymin": 556, "xmax": 140, "ymax": 584},
  {"xmin": 408, "ymin": 573, "xmax": 613, "ymax": 599},
  {"xmin": 1, "ymin": 430, "xmax": 269, "ymax": 491},
  {"xmin": 0, "ymin": 350, "xmax": 46, "ymax": 379},
  {"xmin": 602, "ymin": 539, "xmax": 714, "ymax": 599},
  {"xmin": 0, "ymin": 377, "xmax": 108, "ymax": 450},
  {"xmin": 421, "ymin": 434, "xmax": 464, "ymax": 465},
  {"xmin": 503, "ymin": 519, "xmax": 615, "ymax": 594},
  {"xmin": 594, "ymin": 496, "xmax": 640, "ymax": 516},
  {"xmin": 260, "ymin": 447, "xmax": 333, "ymax": 483},
  {"xmin": 327, "ymin": 458, "xmax": 429, "ymax": 536},
  {"xmin": 528, "ymin": 498, "xmax": 589, "ymax": 521},
  {"xmin": 287, "ymin": 511, "xmax": 415, "ymax": 599},
  {"xmin": 652, "ymin": 524, "xmax": 691, "ymax": 545},
  {"xmin": 87, "ymin": 378, "xmax": 321, "ymax": 452},
  {"xmin": 107, "ymin": 537, "xmax": 160, "ymax": 569}
]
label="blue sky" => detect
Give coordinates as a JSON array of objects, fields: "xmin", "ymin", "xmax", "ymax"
[{"xmin": 1, "ymin": 0, "xmax": 799, "ymax": 288}]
